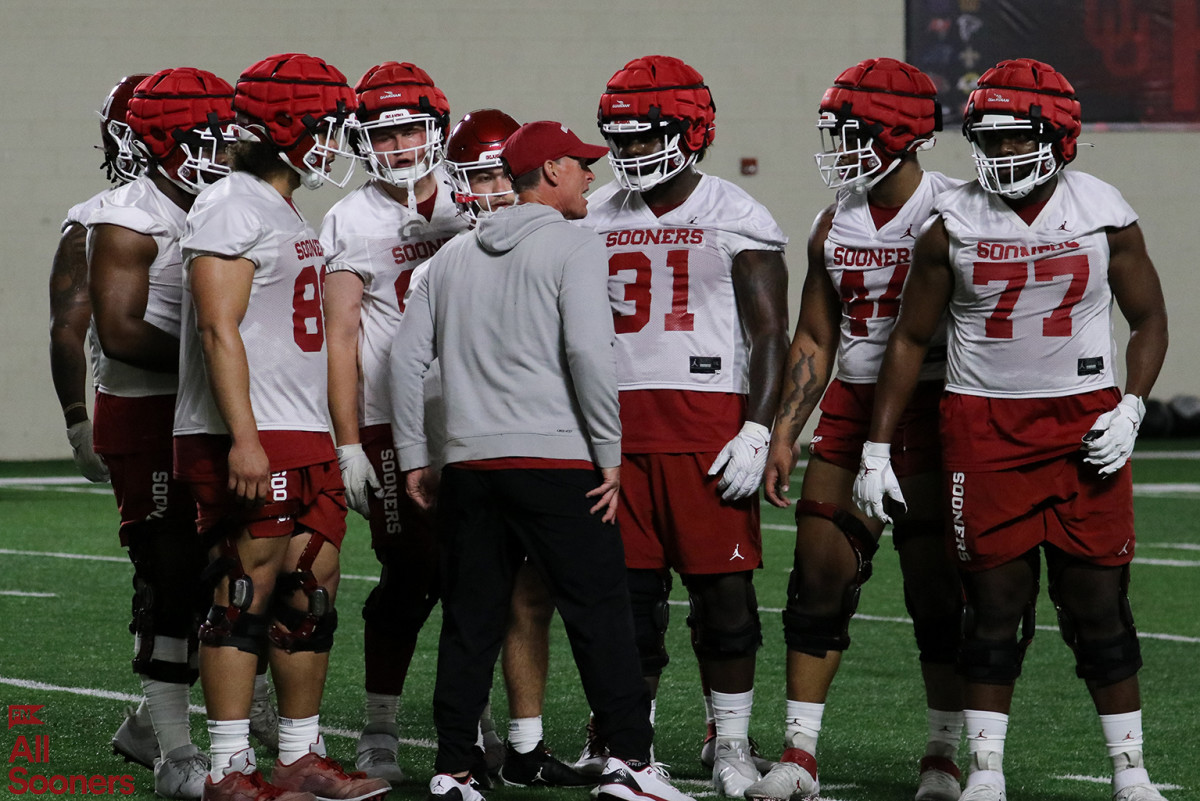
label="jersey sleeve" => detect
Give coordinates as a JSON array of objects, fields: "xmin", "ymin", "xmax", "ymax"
[
  {"xmin": 181, "ymin": 198, "xmax": 266, "ymax": 265},
  {"xmin": 88, "ymin": 203, "xmax": 168, "ymax": 238}
]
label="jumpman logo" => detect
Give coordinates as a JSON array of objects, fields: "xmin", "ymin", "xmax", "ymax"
[
  {"xmin": 1057, "ymin": 220, "xmax": 1070, "ymax": 231},
  {"xmin": 901, "ymin": 224, "xmax": 915, "ymax": 239},
  {"xmin": 1118, "ymin": 539, "xmax": 1131, "ymax": 556},
  {"xmin": 730, "ymin": 544, "xmax": 745, "ymax": 561},
  {"xmin": 1123, "ymin": 731, "xmax": 1136, "ymax": 741}
]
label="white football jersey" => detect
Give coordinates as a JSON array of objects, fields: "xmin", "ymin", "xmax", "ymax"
[
  {"xmin": 175, "ymin": 171, "xmax": 331, "ymax": 436},
  {"xmin": 63, "ymin": 188, "xmax": 112, "ymax": 231},
  {"xmin": 938, "ymin": 171, "xmax": 1136, "ymax": 398},
  {"xmin": 582, "ymin": 173, "xmax": 787, "ymax": 393},
  {"xmin": 825, "ymin": 171, "xmax": 961, "ymax": 383},
  {"xmin": 319, "ymin": 171, "xmax": 467, "ymax": 426},
  {"xmin": 87, "ymin": 176, "xmax": 187, "ymax": 398}
]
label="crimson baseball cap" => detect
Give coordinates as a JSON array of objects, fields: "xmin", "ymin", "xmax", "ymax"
[{"xmin": 501, "ymin": 120, "xmax": 610, "ymax": 179}]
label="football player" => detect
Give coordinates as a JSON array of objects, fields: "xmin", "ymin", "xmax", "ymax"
[
  {"xmin": 173, "ymin": 52, "xmax": 388, "ymax": 801},
  {"xmin": 87, "ymin": 67, "xmax": 237, "ymax": 799},
  {"xmin": 580, "ymin": 55, "xmax": 790, "ymax": 797},
  {"xmin": 744, "ymin": 58, "xmax": 965, "ymax": 801},
  {"xmin": 50, "ymin": 73, "xmax": 148, "ymax": 486},
  {"xmin": 320, "ymin": 61, "xmax": 470, "ymax": 787},
  {"xmin": 855, "ymin": 58, "xmax": 1170, "ymax": 801}
]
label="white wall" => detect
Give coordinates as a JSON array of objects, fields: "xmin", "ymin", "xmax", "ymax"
[{"xmin": 3, "ymin": 0, "xmax": 1194, "ymax": 459}]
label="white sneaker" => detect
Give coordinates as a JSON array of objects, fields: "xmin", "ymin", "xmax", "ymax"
[
  {"xmin": 154, "ymin": 744, "xmax": 210, "ymax": 800},
  {"xmin": 711, "ymin": 738, "xmax": 760, "ymax": 797},
  {"xmin": 1114, "ymin": 785, "xmax": 1169, "ymax": 801},
  {"xmin": 593, "ymin": 756, "xmax": 695, "ymax": 801},
  {"xmin": 355, "ymin": 726, "xmax": 404, "ymax": 787},
  {"xmin": 958, "ymin": 784, "xmax": 1005, "ymax": 801},
  {"xmin": 111, "ymin": 705, "xmax": 160, "ymax": 770},
  {"xmin": 916, "ymin": 755, "xmax": 962, "ymax": 801},
  {"xmin": 743, "ymin": 748, "xmax": 818, "ymax": 801},
  {"xmin": 427, "ymin": 774, "xmax": 483, "ymax": 800},
  {"xmin": 248, "ymin": 685, "xmax": 280, "ymax": 754},
  {"xmin": 573, "ymin": 720, "xmax": 608, "ymax": 778},
  {"xmin": 700, "ymin": 721, "xmax": 717, "ymax": 768}
]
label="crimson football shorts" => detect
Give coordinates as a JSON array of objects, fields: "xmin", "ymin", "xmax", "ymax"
[
  {"xmin": 945, "ymin": 453, "xmax": 1135, "ymax": 572},
  {"xmin": 618, "ymin": 452, "xmax": 762, "ymax": 575},
  {"xmin": 180, "ymin": 435, "xmax": 347, "ymax": 548},
  {"xmin": 361, "ymin": 423, "xmax": 435, "ymax": 553},
  {"xmin": 809, "ymin": 379, "xmax": 942, "ymax": 477},
  {"xmin": 93, "ymin": 393, "xmax": 193, "ymax": 544}
]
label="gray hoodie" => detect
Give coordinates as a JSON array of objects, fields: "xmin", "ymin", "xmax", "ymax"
[{"xmin": 389, "ymin": 202, "xmax": 620, "ymax": 471}]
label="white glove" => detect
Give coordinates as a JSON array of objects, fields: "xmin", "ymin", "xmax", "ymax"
[
  {"xmin": 1082, "ymin": 394, "xmax": 1145, "ymax": 476},
  {"xmin": 707, "ymin": 421, "xmax": 771, "ymax": 501},
  {"xmin": 66, "ymin": 420, "xmax": 109, "ymax": 483},
  {"xmin": 336, "ymin": 443, "xmax": 382, "ymax": 518},
  {"xmin": 853, "ymin": 441, "xmax": 906, "ymax": 524}
]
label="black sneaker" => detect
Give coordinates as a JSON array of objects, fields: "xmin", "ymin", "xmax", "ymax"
[
  {"xmin": 498, "ymin": 741, "xmax": 593, "ymax": 788},
  {"xmin": 469, "ymin": 748, "xmax": 493, "ymax": 791}
]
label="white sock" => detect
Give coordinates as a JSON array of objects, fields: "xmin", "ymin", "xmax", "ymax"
[
  {"xmin": 648, "ymin": 699, "xmax": 656, "ymax": 726},
  {"xmin": 278, "ymin": 716, "xmax": 322, "ymax": 765},
  {"xmin": 712, "ymin": 690, "xmax": 753, "ymax": 741},
  {"xmin": 703, "ymin": 693, "xmax": 715, "ymax": 727},
  {"xmin": 784, "ymin": 700, "xmax": 823, "ymax": 754},
  {"xmin": 208, "ymin": 719, "xmax": 251, "ymax": 780},
  {"xmin": 1101, "ymin": 711, "xmax": 1150, "ymax": 791},
  {"xmin": 364, "ymin": 692, "xmax": 399, "ymax": 733},
  {"xmin": 508, "ymin": 717, "xmax": 544, "ymax": 754},
  {"xmin": 141, "ymin": 676, "xmax": 192, "ymax": 754},
  {"xmin": 963, "ymin": 710, "xmax": 1007, "ymax": 789},
  {"xmin": 926, "ymin": 708, "xmax": 965, "ymax": 760}
]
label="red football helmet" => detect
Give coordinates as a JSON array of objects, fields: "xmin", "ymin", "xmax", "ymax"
[
  {"xmin": 814, "ymin": 58, "xmax": 941, "ymax": 193},
  {"xmin": 963, "ymin": 58, "xmax": 1081, "ymax": 198},
  {"xmin": 353, "ymin": 62, "xmax": 450, "ymax": 187},
  {"xmin": 444, "ymin": 109, "xmax": 521, "ymax": 221},
  {"xmin": 234, "ymin": 53, "xmax": 359, "ymax": 189},
  {"xmin": 598, "ymin": 55, "xmax": 716, "ymax": 191},
  {"xmin": 98, "ymin": 73, "xmax": 152, "ymax": 184},
  {"xmin": 126, "ymin": 68, "xmax": 236, "ymax": 194}
]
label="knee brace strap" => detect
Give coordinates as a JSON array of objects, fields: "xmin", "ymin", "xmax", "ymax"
[
  {"xmin": 197, "ymin": 534, "xmax": 255, "ymax": 647},
  {"xmin": 958, "ymin": 636, "xmax": 1023, "ymax": 684},
  {"xmin": 1073, "ymin": 631, "xmax": 1143, "ymax": 685},
  {"xmin": 199, "ymin": 607, "xmax": 268, "ymax": 654},
  {"xmin": 268, "ymin": 534, "xmax": 336, "ymax": 653},
  {"xmin": 795, "ymin": 500, "xmax": 878, "ymax": 584},
  {"xmin": 628, "ymin": 570, "xmax": 672, "ymax": 676}
]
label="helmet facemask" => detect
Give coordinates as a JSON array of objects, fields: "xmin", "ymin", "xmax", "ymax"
[
  {"xmin": 814, "ymin": 113, "xmax": 905, "ymax": 194},
  {"xmin": 355, "ymin": 112, "xmax": 444, "ymax": 189},
  {"xmin": 601, "ymin": 118, "xmax": 695, "ymax": 192},
  {"xmin": 447, "ymin": 163, "xmax": 512, "ymax": 224},
  {"xmin": 967, "ymin": 114, "xmax": 1061, "ymax": 199},
  {"xmin": 153, "ymin": 116, "xmax": 239, "ymax": 194},
  {"xmin": 283, "ymin": 107, "xmax": 359, "ymax": 190},
  {"xmin": 100, "ymin": 116, "xmax": 144, "ymax": 184}
]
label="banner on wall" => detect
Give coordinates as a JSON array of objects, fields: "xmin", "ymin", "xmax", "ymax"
[{"xmin": 905, "ymin": 0, "xmax": 1200, "ymax": 129}]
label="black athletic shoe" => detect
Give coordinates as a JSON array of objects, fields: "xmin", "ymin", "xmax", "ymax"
[
  {"xmin": 469, "ymin": 748, "xmax": 493, "ymax": 791},
  {"xmin": 498, "ymin": 741, "xmax": 593, "ymax": 788}
]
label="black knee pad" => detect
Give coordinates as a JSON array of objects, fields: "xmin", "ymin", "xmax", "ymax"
[
  {"xmin": 782, "ymin": 502, "xmax": 878, "ymax": 657},
  {"xmin": 685, "ymin": 573, "xmax": 762, "ymax": 662},
  {"xmin": 956, "ymin": 599, "xmax": 1036, "ymax": 684},
  {"xmin": 628, "ymin": 569, "xmax": 671, "ymax": 676},
  {"xmin": 199, "ymin": 606, "xmax": 269, "ymax": 655},
  {"xmin": 126, "ymin": 518, "xmax": 207, "ymax": 662},
  {"xmin": 1052, "ymin": 565, "xmax": 1142, "ymax": 686}
]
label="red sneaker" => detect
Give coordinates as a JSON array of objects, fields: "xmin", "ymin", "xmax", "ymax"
[
  {"xmin": 203, "ymin": 768, "xmax": 315, "ymax": 801},
  {"xmin": 271, "ymin": 753, "xmax": 390, "ymax": 801}
]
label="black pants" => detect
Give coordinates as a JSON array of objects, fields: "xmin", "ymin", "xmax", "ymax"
[{"xmin": 432, "ymin": 465, "xmax": 652, "ymax": 774}]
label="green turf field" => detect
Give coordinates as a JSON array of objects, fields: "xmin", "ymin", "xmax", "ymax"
[{"xmin": 2, "ymin": 447, "xmax": 1197, "ymax": 801}]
